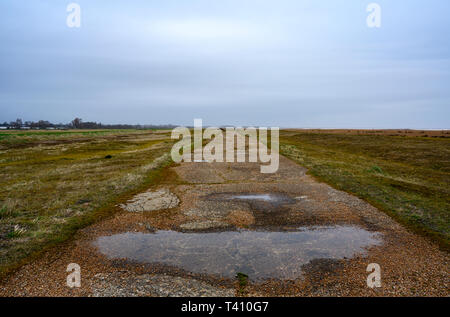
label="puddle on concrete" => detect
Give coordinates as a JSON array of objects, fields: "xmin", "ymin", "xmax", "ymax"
[
  {"xmin": 94, "ymin": 226, "xmax": 382, "ymax": 281},
  {"xmin": 229, "ymin": 194, "xmax": 274, "ymax": 201},
  {"xmin": 205, "ymin": 193, "xmax": 296, "ymax": 212}
]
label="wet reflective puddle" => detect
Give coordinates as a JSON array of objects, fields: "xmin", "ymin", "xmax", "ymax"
[
  {"xmin": 94, "ymin": 226, "xmax": 382, "ymax": 280},
  {"xmin": 204, "ymin": 192, "xmax": 297, "ymax": 212},
  {"xmin": 230, "ymin": 194, "xmax": 279, "ymax": 201}
]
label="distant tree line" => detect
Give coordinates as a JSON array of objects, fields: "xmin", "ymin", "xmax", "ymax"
[{"xmin": 0, "ymin": 118, "xmax": 177, "ymax": 130}]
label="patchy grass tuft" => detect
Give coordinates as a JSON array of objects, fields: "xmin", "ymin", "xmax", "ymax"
[
  {"xmin": 236, "ymin": 272, "xmax": 249, "ymax": 295},
  {"xmin": 368, "ymin": 165, "xmax": 384, "ymax": 174},
  {"xmin": 7, "ymin": 225, "xmax": 26, "ymax": 239}
]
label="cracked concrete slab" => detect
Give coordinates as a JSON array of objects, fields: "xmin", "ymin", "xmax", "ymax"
[{"xmin": 120, "ymin": 188, "xmax": 179, "ymax": 212}]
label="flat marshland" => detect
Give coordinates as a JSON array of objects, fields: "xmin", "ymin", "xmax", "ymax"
[
  {"xmin": 0, "ymin": 128, "xmax": 448, "ymax": 296},
  {"xmin": 0, "ymin": 128, "xmax": 448, "ymax": 284},
  {"xmin": 0, "ymin": 130, "xmax": 173, "ymax": 275},
  {"xmin": 280, "ymin": 130, "xmax": 450, "ymax": 249}
]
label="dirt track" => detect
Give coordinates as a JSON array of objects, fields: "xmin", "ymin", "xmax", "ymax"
[{"xmin": 0, "ymin": 147, "xmax": 448, "ymax": 296}]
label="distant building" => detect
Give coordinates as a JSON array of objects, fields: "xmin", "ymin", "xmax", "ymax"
[{"xmin": 0, "ymin": 126, "xmax": 7, "ymax": 130}]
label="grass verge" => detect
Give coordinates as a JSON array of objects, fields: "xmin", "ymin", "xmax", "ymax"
[
  {"xmin": 0, "ymin": 130, "xmax": 174, "ymax": 277},
  {"xmin": 280, "ymin": 131, "xmax": 449, "ymax": 251}
]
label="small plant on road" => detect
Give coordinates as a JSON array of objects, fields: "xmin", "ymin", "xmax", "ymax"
[{"xmin": 236, "ymin": 272, "xmax": 249, "ymax": 295}]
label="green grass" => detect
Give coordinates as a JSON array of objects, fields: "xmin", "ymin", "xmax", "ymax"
[
  {"xmin": 280, "ymin": 132, "xmax": 450, "ymax": 250},
  {"xmin": 0, "ymin": 130, "xmax": 174, "ymax": 276},
  {"xmin": 236, "ymin": 272, "xmax": 249, "ymax": 295}
]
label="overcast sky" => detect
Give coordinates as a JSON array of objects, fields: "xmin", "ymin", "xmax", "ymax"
[{"xmin": 1, "ymin": 0, "xmax": 449, "ymax": 128}]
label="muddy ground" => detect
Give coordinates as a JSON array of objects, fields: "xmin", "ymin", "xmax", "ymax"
[{"xmin": 0, "ymin": 144, "xmax": 448, "ymax": 297}]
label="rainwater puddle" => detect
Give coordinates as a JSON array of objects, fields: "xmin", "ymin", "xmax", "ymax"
[
  {"xmin": 230, "ymin": 194, "xmax": 274, "ymax": 201},
  {"xmin": 94, "ymin": 226, "xmax": 382, "ymax": 281},
  {"xmin": 205, "ymin": 193, "xmax": 297, "ymax": 209}
]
